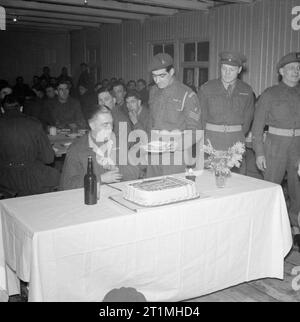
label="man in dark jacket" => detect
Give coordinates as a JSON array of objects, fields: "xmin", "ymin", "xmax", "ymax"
[
  {"xmin": 60, "ymin": 105, "xmax": 139, "ymax": 190},
  {"xmin": 0, "ymin": 95, "xmax": 60, "ymax": 196},
  {"xmin": 43, "ymin": 80, "xmax": 86, "ymax": 129}
]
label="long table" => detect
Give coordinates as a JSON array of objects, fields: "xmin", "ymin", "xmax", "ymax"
[
  {"xmin": 0, "ymin": 171, "xmax": 292, "ymax": 301},
  {"xmin": 48, "ymin": 129, "xmax": 87, "ymax": 157}
]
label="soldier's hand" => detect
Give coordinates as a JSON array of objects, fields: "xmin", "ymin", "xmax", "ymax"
[
  {"xmin": 101, "ymin": 169, "xmax": 123, "ymax": 183},
  {"xmin": 256, "ymin": 155, "xmax": 266, "ymax": 171}
]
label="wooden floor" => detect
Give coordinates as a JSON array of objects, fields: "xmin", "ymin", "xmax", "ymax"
[{"xmin": 186, "ymin": 249, "xmax": 300, "ymax": 302}]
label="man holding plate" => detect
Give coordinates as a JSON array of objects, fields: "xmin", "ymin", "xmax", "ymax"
[{"xmin": 145, "ymin": 53, "xmax": 203, "ymax": 178}]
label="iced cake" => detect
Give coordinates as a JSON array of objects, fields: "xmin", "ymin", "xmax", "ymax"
[{"xmin": 124, "ymin": 176, "xmax": 199, "ymax": 206}]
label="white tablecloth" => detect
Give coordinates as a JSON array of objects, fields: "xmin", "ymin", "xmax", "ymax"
[{"xmin": 0, "ymin": 171, "xmax": 292, "ymax": 301}]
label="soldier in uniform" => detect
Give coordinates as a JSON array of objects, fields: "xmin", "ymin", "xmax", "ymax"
[
  {"xmin": 125, "ymin": 90, "xmax": 150, "ymax": 133},
  {"xmin": 0, "ymin": 95, "xmax": 60, "ymax": 196},
  {"xmin": 198, "ymin": 51, "xmax": 255, "ymax": 173},
  {"xmin": 146, "ymin": 53, "xmax": 202, "ymax": 177},
  {"xmin": 252, "ymin": 52, "xmax": 300, "ymax": 246}
]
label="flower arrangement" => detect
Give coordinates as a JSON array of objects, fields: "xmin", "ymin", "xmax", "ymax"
[{"xmin": 204, "ymin": 140, "xmax": 246, "ymax": 176}]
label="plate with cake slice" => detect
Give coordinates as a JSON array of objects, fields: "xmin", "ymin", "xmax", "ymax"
[{"xmin": 142, "ymin": 141, "xmax": 177, "ymax": 153}]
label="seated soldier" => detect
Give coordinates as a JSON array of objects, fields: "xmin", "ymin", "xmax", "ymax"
[
  {"xmin": 0, "ymin": 95, "xmax": 60, "ymax": 196},
  {"xmin": 125, "ymin": 90, "xmax": 150, "ymax": 134},
  {"xmin": 23, "ymin": 87, "xmax": 45, "ymax": 121},
  {"xmin": 78, "ymin": 83, "xmax": 97, "ymax": 122},
  {"xmin": 97, "ymin": 88, "xmax": 133, "ymax": 146},
  {"xmin": 43, "ymin": 80, "xmax": 86, "ymax": 129},
  {"xmin": 60, "ymin": 105, "xmax": 139, "ymax": 190},
  {"xmin": 136, "ymin": 78, "xmax": 149, "ymax": 105}
]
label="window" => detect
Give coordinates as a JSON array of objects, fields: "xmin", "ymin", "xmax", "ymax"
[
  {"xmin": 152, "ymin": 42, "xmax": 174, "ymax": 58},
  {"xmin": 181, "ymin": 41, "xmax": 209, "ymax": 92}
]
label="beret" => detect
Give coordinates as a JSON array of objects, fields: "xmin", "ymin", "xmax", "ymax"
[
  {"xmin": 277, "ymin": 52, "xmax": 300, "ymax": 71},
  {"xmin": 102, "ymin": 287, "xmax": 147, "ymax": 302},
  {"xmin": 148, "ymin": 53, "xmax": 173, "ymax": 72},
  {"xmin": 219, "ymin": 51, "xmax": 246, "ymax": 67}
]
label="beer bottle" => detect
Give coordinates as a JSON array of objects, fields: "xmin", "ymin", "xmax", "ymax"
[{"xmin": 84, "ymin": 156, "xmax": 97, "ymax": 205}]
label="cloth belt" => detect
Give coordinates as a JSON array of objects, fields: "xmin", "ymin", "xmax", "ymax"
[
  {"xmin": 206, "ymin": 123, "xmax": 242, "ymax": 133},
  {"xmin": 0, "ymin": 161, "xmax": 35, "ymax": 168},
  {"xmin": 268, "ymin": 126, "xmax": 300, "ymax": 137}
]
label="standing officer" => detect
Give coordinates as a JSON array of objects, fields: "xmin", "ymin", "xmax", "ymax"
[
  {"xmin": 146, "ymin": 53, "xmax": 202, "ymax": 177},
  {"xmin": 198, "ymin": 51, "xmax": 255, "ymax": 173},
  {"xmin": 252, "ymin": 52, "xmax": 300, "ymax": 244}
]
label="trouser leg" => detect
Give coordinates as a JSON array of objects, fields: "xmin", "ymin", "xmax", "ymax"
[
  {"xmin": 263, "ymin": 135, "xmax": 288, "ymax": 184},
  {"xmin": 287, "ymin": 140, "xmax": 300, "ymax": 228}
]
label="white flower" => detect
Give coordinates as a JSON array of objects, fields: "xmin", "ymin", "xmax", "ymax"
[{"xmin": 203, "ymin": 140, "xmax": 245, "ymax": 175}]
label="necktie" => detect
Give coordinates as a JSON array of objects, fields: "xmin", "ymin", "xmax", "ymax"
[{"xmin": 227, "ymin": 84, "xmax": 234, "ymax": 97}]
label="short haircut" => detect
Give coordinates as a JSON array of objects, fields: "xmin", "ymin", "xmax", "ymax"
[
  {"xmin": 97, "ymin": 87, "xmax": 111, "ymax": 96},
  {"xmin": 125, "ymin": 89, "xmax": 141, "ymax": 101},
  {"xmin": 57, "ymin": 80, "xmax": 70, "ymax": 88},
  {"xmin": 137, "ymin": 79, "xmax": 146, "ymax": 86},
  {"xmin": 112, "ymin": 81, "xmax": 126, "ymax": 91},
  {"xmin": 86, "ymin": 104, "xmax": 112, "ymax": 122},
  {"xmin": 127, "ymin": 80, "xmax": 136, "ymax": 85},
  {"xmin": 0, "ymin": 84, "xmax": 12, "ymax": 92},
  {"xmin": 78, "ymin": 83, "xmax": 88, "ymax": 90},
  {"xmin": 2, "ymin": 94, "xmax": 20, "ymax": 110},
  {"xmin": 45, "ymin": 84, "xmax": 55, "ymax": 90},
  {"xmin": 80, "ymin": 62, "xmax": 88, "ymax": 68}
]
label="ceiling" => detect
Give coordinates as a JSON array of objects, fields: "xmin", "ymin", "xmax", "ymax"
[{"xmin": 1, "ymin": 0, "xmax": 255, "ymax": 31}]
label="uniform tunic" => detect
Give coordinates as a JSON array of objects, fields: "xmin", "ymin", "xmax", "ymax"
[
  {"xmin": 0, "ymin": 111, "xmax": 60, "ymax": 196},
  {"xmin": 252, "ymin": 82, "xmax": 300, "ymax": 227},
  {"xmin": 131, "ymin": 105, "xmax": 150, "ymax": 134},
  {"xmin": 111, "ymin": 102, "xmax": 133, "ymax": 147},
  {"xmin": 60, "ymin": 134, "xmax": 140, "ymax": 190},
  {"xmin": 199, "ymin": 78, "xmax": 255, "ymax": 150},
  {"xmin": 147, "ymin": 78, "xmax": 202, "ymax": 177},
  {"xmin": 43, "ymin": 97, "xmax": 86, "ymax": 128}
]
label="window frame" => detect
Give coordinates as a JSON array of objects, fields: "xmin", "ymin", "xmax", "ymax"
[{"xmin": 179, "ymin": 38, "xmax": 210, "ymax": 91}]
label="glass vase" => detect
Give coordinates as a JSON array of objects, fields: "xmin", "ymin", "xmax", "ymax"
[{"xmin": 214, "ymin": 170, "xmax": 227, "ymax": 188}]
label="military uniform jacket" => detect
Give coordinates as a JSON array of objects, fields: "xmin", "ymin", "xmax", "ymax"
[
  {"xmin": 149, "ymin": 78, "xmax": 202, "ymax": 132},
  {"xmin": 111, "ymin": 102, "xmax": 133, "ymax": 145},
  {"xmin": 199, "ymin": 78, "xmax": 254, "ymax": 135},
  {"xmin": 252, "ymin": 82, "xmax": 300, "ymax": 156},
  {"xmin": 44, "ymin": 97, "xmax": 86, "ymax": 128},
  {"xmin": 132, "ymin": 105, "xmax": 150, "ymax": 134}
]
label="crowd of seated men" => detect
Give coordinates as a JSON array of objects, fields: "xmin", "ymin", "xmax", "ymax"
[{"xmin": 0, "ymin": 64, "xmax": 151, "ymax": 198}]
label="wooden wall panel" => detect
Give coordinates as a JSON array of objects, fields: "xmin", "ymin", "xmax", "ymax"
[{"xmin": 0, "ymin": 29, "xmax": 70, "ymax": 85}]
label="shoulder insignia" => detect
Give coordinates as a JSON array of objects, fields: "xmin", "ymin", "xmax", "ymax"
[{"xmin": 189, "ymin": 110, "xmax": 200, "ymax": 122}]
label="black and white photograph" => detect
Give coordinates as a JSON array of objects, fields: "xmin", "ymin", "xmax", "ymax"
[{"xmin": 0, "ymin": 0, "xmax": 299, "ymax": 305}]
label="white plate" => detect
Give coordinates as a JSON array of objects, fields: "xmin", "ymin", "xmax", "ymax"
[
  {"xmin": 66, "ymin": 133, "xmax": 80, "ymax": 138},
  {"xmin": 141, "ymin": 141, "xmax": 177, "ymax": 153}
]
